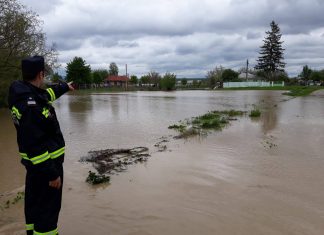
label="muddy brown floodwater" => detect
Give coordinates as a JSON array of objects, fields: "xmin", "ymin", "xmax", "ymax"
[{"xmin": 1, "ymin": 90, "xmax": 324, "ymax": 235}]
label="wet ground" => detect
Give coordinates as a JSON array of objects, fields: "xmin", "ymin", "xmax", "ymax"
[{"xmin": 1, "ymin": 90, "xmax": 324, "ymax": 235}]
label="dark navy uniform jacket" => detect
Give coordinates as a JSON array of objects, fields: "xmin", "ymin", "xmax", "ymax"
[{"xmin": 8, "ymin": 80, "xmax": 69, "ymax": 181}]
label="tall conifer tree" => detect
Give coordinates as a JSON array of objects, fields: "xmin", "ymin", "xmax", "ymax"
[{"xmin": 255, "ymin": 21, "xmax": 285, "ymax": 80}]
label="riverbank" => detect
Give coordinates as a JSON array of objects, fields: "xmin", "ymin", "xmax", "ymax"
[
  {"xmin": 0, "ymin": 85, "xmax": 321, "ymax": 109},
  {"xmin": 222, "ymin": 85, "xmax": 323, "ymax": 96},
  {"xmin": 78, "ymin": 85, "xmax": 323, "ymax": 97}
]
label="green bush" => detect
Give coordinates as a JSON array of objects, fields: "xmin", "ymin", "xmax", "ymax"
[{"xmin": 160, "ymin": 72, "xmax": 176, "ymax": 91}]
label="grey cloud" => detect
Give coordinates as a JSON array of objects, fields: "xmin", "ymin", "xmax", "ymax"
[
  {"xmin": 117, "ymin": 41, "xmax": 139, "ymax": 48},
  {"xmin": 89, "ymin": 37, "xmax": 118, "ymax": 48},
  {"xmin": 175, "ymin": 44, "xmax": 199, "ymax": 55},
  {"xmin": 227, "ymin": 0, "xmax": 324, "ymax": 35},
  {"xmin": 21, "ymin": 0, "xmax": 324, "ymax": 77},
  {"xmin": 247, "ymin": 32, "xmax": 261, "ymax": 40},
  {"xmin": 44, "ymin": 0, "xmax": 324, "ymax": 46},
  {"xmin": 53, "ymin": 38, "xmax": 84, "ymax": 51},
  {"xmin": 20, "ymin": 0, "xmax": 61, "ymax": 14}
]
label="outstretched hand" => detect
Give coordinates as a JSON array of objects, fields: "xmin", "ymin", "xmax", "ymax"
[
  {"xmin": 67, "ymin": 81, "xmax": 74, "ymax": 91},
  {"xmin": 49, "ymin": 176, "xmax": 62, "ymax": 189}
]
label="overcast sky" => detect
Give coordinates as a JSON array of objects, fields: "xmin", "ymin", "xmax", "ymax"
[{"xmin": 21, "ymin": 0, "xmax": 324, "ymax": 78}]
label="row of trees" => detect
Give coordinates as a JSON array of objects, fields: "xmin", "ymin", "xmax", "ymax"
[
  {"xmin": 64, "ymin": 57, "xmax": 177, "ymax": 90},
  {"xmin": 63, "ymin": 57, "xmax": 120, "ymax": 85},
  {"xmin": 206, "ymin": 64, "xmax": 324, "ymax": 88},
  {"xmin": 137, "ymin": 71, "xmax": 176, "ymax": 88},
  {"xmin": 299, "ymin": 65, "xmax": 324, "ymax": 82}
]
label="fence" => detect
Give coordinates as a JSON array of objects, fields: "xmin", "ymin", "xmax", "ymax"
[{"xmin": 222, "ymin": 81, "xmax": 284, "ymax": 88}]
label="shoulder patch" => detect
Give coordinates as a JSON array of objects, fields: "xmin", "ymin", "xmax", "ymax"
[{"xmin": 27, "ymin": 97, "xmax": 37, "ymax": 106}]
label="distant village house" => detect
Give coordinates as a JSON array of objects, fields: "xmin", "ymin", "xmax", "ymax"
[{"xmin": 105, "ymin": 75, "xmax": 129, "ymax": 88}]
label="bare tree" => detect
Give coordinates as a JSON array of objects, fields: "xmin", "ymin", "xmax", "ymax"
[
  {"xmin": 148, "ymin": 71, "xmax": 161, "ymax": 87},
  {"xmin": 206, "ymin": 65, "xmax": 224, "ymax": 88}
]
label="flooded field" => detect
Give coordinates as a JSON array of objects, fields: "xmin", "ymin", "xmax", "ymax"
[{"xmin": 1, "ymin": 90, "xmax": 324, "ymax": 235}]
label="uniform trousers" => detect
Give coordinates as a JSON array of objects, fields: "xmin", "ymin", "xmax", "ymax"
[{"xmin": 25, "ymin": 162, "xmax": 63, "ymax": 235}]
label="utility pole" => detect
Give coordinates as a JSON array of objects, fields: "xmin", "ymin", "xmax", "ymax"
[
  {"xmin": 125, "ymin": 64, "xmax": 128, "ymax": 91},
  {"xmin": 246, "ymin": 59, "xmax": 249, "ymax": 80}
]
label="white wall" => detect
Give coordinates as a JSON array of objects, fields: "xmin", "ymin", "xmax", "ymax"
[{"xmin": 222, "ymin": 81, "xmax": 284, "ymax": 88}]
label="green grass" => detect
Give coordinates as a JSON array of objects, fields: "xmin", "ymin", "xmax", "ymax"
[{"xmin": 283, "ymin": 86, "xmax": 322, "ymax": 96}]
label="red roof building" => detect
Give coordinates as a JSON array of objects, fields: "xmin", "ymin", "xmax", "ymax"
[{"xmin": 105, "ymin": 75, "xmax": 129, "ymax": 88}]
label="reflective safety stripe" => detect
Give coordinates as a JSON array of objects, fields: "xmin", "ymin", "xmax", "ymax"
[
  {"xmin": 33, "ymin": 227, "xmax": 58, "ymax": 235},
  {"xmin": 19, "ymin": 151, "xmax": 50, "ymax": 165},
  {"xmin": 30, "ymin": 152, "xmax": 50, "ymax": 164},
  {"xmin": 20, "ymin": 152, "xmax": 29, "ymax": 161},
  {"xmin": 50, "ymin": 147, "xmax": 65, "ymax": 159},
  {"xmin": 42, "ymin": 107, "xmax": 50, "ymax": 118},
  {"xmin": 26, "ymin": 224, "xmax": 34, "ymax": 231},
  {"xmin": 46, "ymin": 88, "xmax": 56, "ymax": 102},
  {"xmin": 20, "ymin": 147, "xmax": 65, "ymax": 163},
  {"xmin": 11, "ymin": 106, "xmax": 22, "ymax": 119}
]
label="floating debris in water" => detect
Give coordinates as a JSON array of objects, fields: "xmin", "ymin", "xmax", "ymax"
[
  {"xmin": 0, "ymin": 191, "xmax": 24, "ymax": 211},
  {"xmin": 262, "ymin": 135, "xmax": 278, "ymax": 149},
  {"xmin": 82, "ymin": 147, "xmax": 150, "ymax": 184},
  {"xmin": 154, "ymin": 138, "xmax": 170, "ymax": 152}
]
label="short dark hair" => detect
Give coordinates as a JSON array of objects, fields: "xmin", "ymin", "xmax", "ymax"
[{"xmin": 21, "ymin": 56, "xmax": 45, "ymax": 81}]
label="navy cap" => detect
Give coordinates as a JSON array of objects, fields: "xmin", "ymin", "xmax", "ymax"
[{"xmin": 21, "ymin": 56, "xmax": 45, "ymax": 80}]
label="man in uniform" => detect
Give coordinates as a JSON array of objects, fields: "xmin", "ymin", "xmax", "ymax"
[{"xmin": 8, "ymin": 56, "xmax": 74, "ymax": 235}]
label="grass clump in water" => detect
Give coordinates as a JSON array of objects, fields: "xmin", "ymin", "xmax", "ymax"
[
  {"xmin": 168, "ymin": 124, "xmax": 186, "ymax": 132},
  {"xmin": 86, "ymin": 171, "xmax": 110, "ymax": 185},
  {"xmin": 193, "ymin": 110, "xmax": 245, "ymax": 129},
  {"xmin": 170, "ymin": 110, "xmax": 245, "ymax": 138},
  {"xmin": 173, "ymin": 127, "xmax": 202, "ymax": 139},
  {"xmin": 193, "ymin": 112, "xmax": 226, "ymax": 129},
  {"xmin": 219, "ymin": 110, "xmax": 245, "ymax": 117},
  {"xmin": 249, "ymin": 108, "xmax": 261, "ymax": 117}
]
